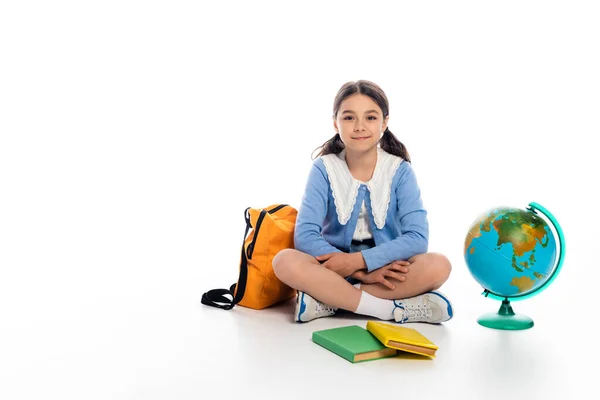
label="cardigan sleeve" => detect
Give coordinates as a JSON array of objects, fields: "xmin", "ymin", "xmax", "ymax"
[
  {"xmin": 360, "ymin": 162, "xmax": 429, "ymax": 272},
  {"xmin": 294, "ymin": 160, "xmax": 343, "ymax": 257}
]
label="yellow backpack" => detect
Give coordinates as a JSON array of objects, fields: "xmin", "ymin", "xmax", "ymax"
[{"xmin": 202, "ymin": 204, "xmax": 298, "ymax": 310}]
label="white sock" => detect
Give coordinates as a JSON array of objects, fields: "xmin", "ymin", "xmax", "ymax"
[{"xmin": 353, "ymin": 283, "xmax": 395, "ymax": 320}]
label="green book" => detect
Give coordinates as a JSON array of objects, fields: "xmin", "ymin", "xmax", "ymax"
[{"xmin": 312, "ymin": 325, "xmax": 397, "ymax": 363}]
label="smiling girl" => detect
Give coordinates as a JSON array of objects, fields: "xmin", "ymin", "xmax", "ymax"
[{"xmin": 272, "ymin": 80, "xmax": 454, "ymax": 323}]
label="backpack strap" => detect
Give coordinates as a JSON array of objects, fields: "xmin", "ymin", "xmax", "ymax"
[{"xmin": 201, "ymin": 205, "xmax": 289, "ymax": 310}]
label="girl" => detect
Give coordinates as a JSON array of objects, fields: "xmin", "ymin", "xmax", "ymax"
[{"xmin": 272, "ymin": 80, "xmax": 453, "ymax": 324}]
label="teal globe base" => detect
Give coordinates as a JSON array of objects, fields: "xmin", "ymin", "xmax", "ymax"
[{"xmin": 477, "ymin": 300, "xmax": 534, "ymax": 330}]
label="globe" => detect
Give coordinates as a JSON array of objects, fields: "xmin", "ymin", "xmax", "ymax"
[{"xmin": 464, "ymin": 202, "xmax": 565, "ymax": 330}]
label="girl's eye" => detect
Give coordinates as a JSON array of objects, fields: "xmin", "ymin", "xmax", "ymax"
[{"xmin": 344, "ymin": 116, "xmax": 377, "ymax": 120}]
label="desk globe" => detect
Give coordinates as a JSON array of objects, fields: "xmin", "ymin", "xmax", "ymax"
[{"xmin": 464, "ymin": 202, "xmax": 565, "ymax": 330}]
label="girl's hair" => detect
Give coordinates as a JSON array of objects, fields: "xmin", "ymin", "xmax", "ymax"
[{"xmin": 312, "ymin": 80, "xmax": 411, "ymax": 162}]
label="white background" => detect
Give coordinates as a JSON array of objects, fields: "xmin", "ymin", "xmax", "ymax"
[{"xmin": 1, "ymin": 1, "xmax": 598, "ymax": 399}]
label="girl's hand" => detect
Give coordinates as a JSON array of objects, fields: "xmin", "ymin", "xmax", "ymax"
[
  {"xmin": 360, "ymin": 260, "xmax": 411, "ymax": 290},
  {"xmin": 316, "ymin": 252, "xmax": 365, "ymax": 277}
]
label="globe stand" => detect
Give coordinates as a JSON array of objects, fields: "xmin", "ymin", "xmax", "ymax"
[{"xmin": 477, "ymin": 299, "xmax": 534, "ymax": 330}]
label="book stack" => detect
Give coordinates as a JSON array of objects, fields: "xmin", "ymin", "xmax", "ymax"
[{"xmin": 312, "ymin": 321, "xmax": 438, "ymax": 363}]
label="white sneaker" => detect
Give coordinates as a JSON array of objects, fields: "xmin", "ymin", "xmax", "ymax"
[
  {"xmin": 294, "ymin": 291, "xmax": 337, "ymax": 323},
  {"xmin": 393, "ymin": 291, "xmax": 453, "ymax": 324}
]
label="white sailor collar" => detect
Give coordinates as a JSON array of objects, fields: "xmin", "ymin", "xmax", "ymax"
[{"xmin": 320, "ymin": 146, "xmax": 403, "ymax": 229}]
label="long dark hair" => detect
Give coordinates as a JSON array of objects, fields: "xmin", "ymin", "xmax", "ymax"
[{"xmin": 311, "ymin": 80, "xmax": 410, "ymax": 162}]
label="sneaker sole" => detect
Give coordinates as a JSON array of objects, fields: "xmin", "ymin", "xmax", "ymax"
[{"xmin": 295, "ymin": 292, "xmax": 308, "ymax": 323}]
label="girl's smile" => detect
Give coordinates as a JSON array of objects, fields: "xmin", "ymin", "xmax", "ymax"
[{"xmin": 333, "ymin": 93, "xmax": 388, "ymax": 153}]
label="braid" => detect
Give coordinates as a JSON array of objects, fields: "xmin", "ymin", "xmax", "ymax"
[
  {"xmin": 311, "ymin": 133, "xmax": 345, "ymax": 159},
  {"xmin": 380, "ymin": 128, "xmax": 411, "ymax": 162}
]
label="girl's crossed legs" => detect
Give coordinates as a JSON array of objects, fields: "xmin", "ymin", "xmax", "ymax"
[{"xmin": 272, "ymin": 249, "xmax": 453, "ymax": 323}]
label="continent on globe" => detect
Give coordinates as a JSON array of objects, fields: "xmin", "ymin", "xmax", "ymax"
[
  {"xmin": 493, "ymin": 209, "xmax": 549, "ymax": 261},
  {"xmin": 510, "ymin": 276, "xmax": 536, "ymax": 292}
]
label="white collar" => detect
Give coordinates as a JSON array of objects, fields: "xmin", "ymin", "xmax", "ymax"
[{"xmin": 320, "ymin": 147, "xmax": 403, "ymax": 229}]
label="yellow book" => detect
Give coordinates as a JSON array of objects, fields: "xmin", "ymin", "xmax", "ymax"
[{"xmin": 366, "ymin": 321, "xmax": 438, "ymax": 358}]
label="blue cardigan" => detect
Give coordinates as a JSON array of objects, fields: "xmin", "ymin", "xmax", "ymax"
[{"xmin": 294, "ymin": 152, "xmax": 429, "ymax": 272}]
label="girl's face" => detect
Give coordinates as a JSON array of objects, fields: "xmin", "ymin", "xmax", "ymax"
[{"xmin": 333, "ymin": 93, "xmax": 388, "ymax": 153}]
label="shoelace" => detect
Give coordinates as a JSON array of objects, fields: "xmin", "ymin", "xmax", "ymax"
[
  {"xmin": 400, "ymin": 296, "xmax": 434, "ymax": 321},
  {"xmin": 404, "ymin": 305, "xmax": 431, "ymax": 320}
]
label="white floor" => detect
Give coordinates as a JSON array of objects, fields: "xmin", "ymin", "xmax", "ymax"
[
  {"xmin": 2, "ymin": 264, "xmax": 595, "ymax": 400},
  {"xmin": 194, "ymin": 281, "xmax": 596, "ymax": 400}
]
